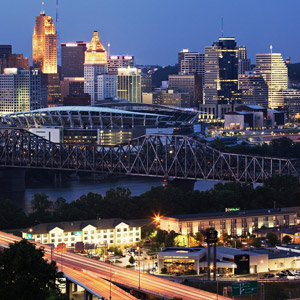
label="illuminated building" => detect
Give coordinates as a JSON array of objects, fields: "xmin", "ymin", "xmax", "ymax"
[
  {"xmin": 282, "ymin": 89, "xmax": 300, "ymax": 121},
  {"xmin": 256, "ymin": 52, "xmax": 288, "ymax": 109},
  {"xmin": 84, "ymin": 31, "xmax": 116, "ymax": 104},
  {"xmin": 141, "ymin": 77, "xmax": 152, "ymax": 93},
  {"xmin": 117, "ymin": 67, "xmax": 141, "ymax": 103},
  {"xmin": 204, "ymin": 37, "xmax": 240, "ymax": 104},
  {"xmin": 0, "ymin": 68, "xmax": 45, "ymax": 114},
  {"xmin": 61, "ymin": 42, "xmax": 87, "ymax": 78},
  {"xmin": 22, "ymin": 218, "xmax": 141, "ymax": 248},
  {"xmin": 239, "ymin": 71, "xmax": 268, "ymax": 108},
  {"xmin": 238, "ymin": 46, "xmax": 251, "ymax": 76},
  {"xmin": 160, "ymin": 208, "xmax": 297, "ymax": 237},
  {"xmin": 108, "ymin": 55, "xmax": 134, "ymax": 75},
  {"xmin": 32, "ymin": 9, "xmax": 61, "ymax": 106},
  {"xmin": 168, "ymin": 74, "xmax": 202, "ymax": 107},
  {"xmin": 32, "ymin": 10, "xmax": 57, "ymax": 74},
  {"xmin": 178, "ymin": 49, "xmax": 205, "ymax": 76}
]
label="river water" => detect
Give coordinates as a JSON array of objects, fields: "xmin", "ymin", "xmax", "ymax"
[{"xmin": 1, "ymin": 176, "xmax": 220, "ymax": 212}]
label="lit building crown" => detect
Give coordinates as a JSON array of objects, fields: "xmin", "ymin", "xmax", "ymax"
[{"xmin": 84, "ymin": 31, "xmax": 107, "ymax": 65}]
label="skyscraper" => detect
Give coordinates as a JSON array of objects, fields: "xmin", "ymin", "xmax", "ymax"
[
  {"xmin": 256, "ymin": 52, "xmax": 288, "ymax": 108},
  {"xmin": 0, "ymin": 68, "xmax": 45, "ymax": 114},
  {"xmin": 238, "ymin": 46, "xmax": 251, "ymax": 75},
  {"xmin": 107, "ymin": 55, "xmax": 134, "ymax": 75},
  {"xmin": 117, "ymin": 67, "xmax": 141, "ymax": 103},
  {"xmin": 204, "ymin": 37, "xmax": 240, "ymax": 104},
  {"xmin": 0, "ymin": 45, "xmax": 12, "ymax": 59},
  {"xmin": 178, "ymin": 49, "xmax": 205, "ymax": 76},
  {"xmin": 33, "ymin": 10, "xmax": 57, "ymax": 74},
  {"xmin": 84, "ymin": 31, "xmax": 117, "ymax": 104},
  {"xmin": 239, "ymin": 71, "xmax": 269, "ymax": 108},
  {"xmin": 61, "ymin": 42, "xmax": 87, "ymax": 78},
  {"xmin": 0, "ymin": 54, "xmax": 29, "ymax": 74},
  {"xmin": 32, "ymin": 9, "xmax": 61, "ymax": 106}
]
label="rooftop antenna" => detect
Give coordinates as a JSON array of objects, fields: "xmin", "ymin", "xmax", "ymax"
[
  {"xmin": 221, "ymin": 17, "xmax": 224, "ymax": 37},
  {"xmin": 41, "ymin": 1, "xmax": 45, "ymax": 14},
  {"xmin": 108, "ymin": 43, "xmax": 111, "ymax": 56},
  {"xmin": 56, "ymin": 0, "xmax": 61, "ymax": 63}
]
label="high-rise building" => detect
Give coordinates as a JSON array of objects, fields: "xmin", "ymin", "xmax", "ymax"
[
  {"xmin": 32, "ymin": 9, "xmax": 61, "ymax": 106},
  {"xmin": 33, "ymin": 10, "xmax": 57, "ymax": 74},
  {"xmin": 178, "ymin": 49, "xmax": 205, "ymax": 76},
  {"xmin": 0, "ymin": 54, "xmax": 29, "ymax": 74},
  {"xmin": 238, "ymin": 46, "xmax": 251, "ymax": 75},
  {"xmin": 107, "ymin": 55, "xmax": 134, "ymax": 75},
  {"xmin": 0, "ymin": 45, "xmax": 12, "ymax": 59},
  {"xmin": 61, "ymin": 42, "xmax": 87, "ymax": 78},
  {"xmin": 117, "ymin": 67, "xmax": 141, "ymax": 103},
  {"xmin": 84, "ymin": 31, "xmax": 117, "ymax": 104},
  {"xmin": 141, "ymin": 77, "xmax": 152, "ymax": 93},
  {"xmin": 256, "ymin": 52, "xmax": 288, "ymax": 108},
  {"xmin": 204, "ymin": 37, "xmax": 240, "ymax": 104},
  {"xmin": 0, "ymin": 68, "xmax": 45, "ymax": 114},
  {"xmin": 239, "ymin": 71, "xmax": 269, "ymax": 108},
  {"xmin": 168, "ymin": 74, "xmax": 202, "ymax": 107}
]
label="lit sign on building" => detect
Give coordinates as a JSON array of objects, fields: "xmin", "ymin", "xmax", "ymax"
[
  {"xmin": 74, "ymin": 231, "xmax": 81, "ymax": 236},
  {"xmin": 27, "ymin": 234, "xmax": 33, "ymax": 240},
  {"xmin": 124, "ymin": 56, "xmax": 132, "ymax": 60},
  {"xmin": 66, "ymin": 43, "xmax": 78, "ymax": 47},
  {"xmin": 110, "ymin": 56, "xmax": 119, "ymax": 60},
  {"xmin": 225, "ymin": 208, "xmax": 240, "ymax": 212}
]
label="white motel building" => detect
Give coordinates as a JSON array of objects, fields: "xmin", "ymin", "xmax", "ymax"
[{"xmin": 22, "ymin": 218, "xmax": 141, "ymax": 248}]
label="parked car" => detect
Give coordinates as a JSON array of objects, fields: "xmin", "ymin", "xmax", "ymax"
[{"xmin": 260, "ymin": 273, "xmax": 275, "ymax": 279}]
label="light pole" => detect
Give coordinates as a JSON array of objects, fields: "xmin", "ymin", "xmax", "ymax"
[{"xmin": 137, "ymin": 246, "xmax": 141, "ymax": 290}]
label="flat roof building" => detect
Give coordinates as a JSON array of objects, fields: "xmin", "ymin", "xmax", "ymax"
[{"xmin": 160, "ymin": 208, "xmax": 297, "ymax": 237}]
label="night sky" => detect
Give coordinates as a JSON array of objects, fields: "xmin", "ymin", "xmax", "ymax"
[{"xmin": 0, "ymin": 0, "xmax": 299, "ymax": 65}]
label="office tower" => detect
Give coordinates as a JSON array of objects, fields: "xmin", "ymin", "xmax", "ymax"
[
  {"xmin": 61, "ymin": 77, "xmax": 85, "ymax": 99},
  {"xmin": 256, "ymin": 52, "xmax": 288, "ymax": 108},
  {"xmin": 239, "ymin": 71, "xmax": 269, "ymax": 108},
  {"xmin": 33, "ymin": 9, "xmax": 61, "ymax": 106},
  {"xmin": 204, "ymin": 37, "xmax": 240, "ymax": 104},
  {"xmin": 141, "ymin": 77, "xmax": 152, "ymax": 93},
  {"xmin": 0, "ymin": 54, "xmax": 29, "ymax": 74},
  {"xmin": 84, "ymin": 31, "xmax": 117, "ymax": 104},
  {"xmin": 168, "ymin": 74, "xmax": 202, "ymax": 107},
  {"xmin": 238, "ymin": 46, "xmax": 251, "ymax": 75},
  {"xmin": 0, "ymin": 45, "xmax": 12, "ymax": 59},
  {"xmin": 178, "ymin": 49, "xmax": 205, "ymax": 76},
  {"xmin": 0, "ymin": 68, "xmax": 45, "ymax": 114},
  {"xmin": 97, "ymin": 75, "xmax": 117, "ymax": 100},
  {"xmin": 117, "ymin": 67, "xmax": 141, "ymax": 103},
  {"xmin": 61, "ymin": 42, "xmax": 87, "ymax": 78},
  {"xmin": 160, "ymin": 90, "xmax": 191, "ymax": 108},
  {"xmin": 107, "ymin": 55, "xmax": 134, "ymax": 75},
  {"xmin": 286, "ymin": 57, "xmax": 291, "ymax": 65},
  {"xmin": 33, "ymin": 11, "xmax": 57, "ymax": 73}
]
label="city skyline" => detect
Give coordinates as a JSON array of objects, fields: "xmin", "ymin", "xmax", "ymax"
[{"xmin": 0, "ymin": 0, "xmax": 299, "ymax": 65}]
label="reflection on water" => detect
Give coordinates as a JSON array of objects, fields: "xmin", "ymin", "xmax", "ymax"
[{"xmin": 1, "ymin": 176, "xmax": 219, "ymax": 213}]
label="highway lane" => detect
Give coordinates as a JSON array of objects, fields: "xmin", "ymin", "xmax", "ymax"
[
  {"xmin": 0, "ymin": 232, "xmax": 231, "ymax": 300},
  {"xmin": 0, "ymin": 233, "xmax": 137, "ymax": 300}
]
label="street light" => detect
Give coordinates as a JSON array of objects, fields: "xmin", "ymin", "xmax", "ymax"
[{"xmin": 137, "ymin": 246, "xmax": 141, "ymax": 290}]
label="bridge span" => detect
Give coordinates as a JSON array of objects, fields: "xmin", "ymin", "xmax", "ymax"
[
  {"xmin": 0, "ymin": 128, "xmax": 299, "ymax": 183},
  {"xmin": 0, "ymin": 232, "xmax": 230, "ymax": 300}
]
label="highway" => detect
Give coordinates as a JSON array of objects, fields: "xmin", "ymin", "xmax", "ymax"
[{"xmin": 0, "ymin": 232, "xmax": 231, "ymax": 300}]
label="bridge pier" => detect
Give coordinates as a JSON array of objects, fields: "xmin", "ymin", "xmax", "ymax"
[
  {"xmin": 167, "ymin": 178, "xmax": 196, "ymax": 192},
  {"xmin": 0, "ymin": 168, "xmax": 26, "ymax": 192}
]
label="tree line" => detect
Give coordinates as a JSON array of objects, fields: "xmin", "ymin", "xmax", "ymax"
[{"xmin": 0, "ymin": 174, "xmax": 299, "ymax": 230}]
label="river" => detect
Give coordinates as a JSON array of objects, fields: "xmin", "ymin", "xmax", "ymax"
[{"xmin": 1, "ymin": 176, "xmax": 220, "ymax": 212}]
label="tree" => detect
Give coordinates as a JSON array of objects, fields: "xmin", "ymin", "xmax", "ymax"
[
  {"xmin": 194, "ymin": 232, "xmax": 204, "ymax": 245},
  {"xmin": 0, "ymin": 239, "xmax": 66, "ymax": 300},
  {"xmin": 251, "ymin": 237, "xmax": 262, "ymax": 248},
  {"xmin": 129, "ymin": 256, "xmax": 135, "ymax": 265},
  {"xmin": 282, "ymin": 235, "xmax": 292, "ymax": 244},
  {"xmin": 266, "ymin": 232, "xmax": 279, "ymax": 246},
  {"xmin": 30, "ymin": 193, "xmax": 53, "ymax": 223}
]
